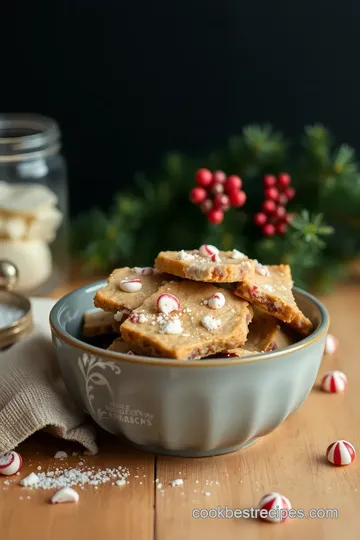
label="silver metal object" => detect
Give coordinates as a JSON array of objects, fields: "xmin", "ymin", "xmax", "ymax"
[
  {"xmin": 0, "ymin": 260, "xmax": 19, "ymax": 291},
  {"xmin": 0, "ymin": 260, "xmax": 32, "ymax": 349}
]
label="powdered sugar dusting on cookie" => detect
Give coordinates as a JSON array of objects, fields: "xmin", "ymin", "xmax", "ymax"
[{"xmin": 201, "ymin": 315, "xmax": 221, "ymax": 331}]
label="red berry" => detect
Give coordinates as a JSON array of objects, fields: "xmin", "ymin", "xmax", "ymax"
[
  {"xmin": 277, "ymin": 173, "xmax": 291, "ymax": 187},
  {"xmin": 228, "ymin": 189, "xmax": 247, "ymax": 207},
  {"xmin": 276, "ymin": 222, "xmax": 288, "ymax": 235},
  {"xmin": 214, "ymin": 194, "xmax": 230, "ymax": 211},
  {"xmin": 284, "ymin": 186, "xmax": 296, "ymax": 200},
  {"xmin": 207, "ymin": 209, "xmax": 224, "ymax": 224},
  {"xmin": 254, "ymin": 212, "xmax": 267, "ymax": 226},
  {"xmin": 262, "ymin": 200, "xmax": 276, "ymax": 214},
  {"xmin": 263, "ymin": 223, "xmax": 276, "ymax": 236},
  {"xmin": 211, "ymin": 183, "xmax": 224, "ymax": 195},
  {"xmin": 274, "ymin": 206, "xmax": 286, "ymax": 219},
  {"xmin": 189, "ymin": 187, "xmax": 207, "ymax": 204},
  {"xmin": 195, "ymin": 168, "xmax": 213, "ymax": 187},
  {"xmin": 263, "ymin": 175, "xmax": 277, "ymax": 187},
  {"xmin": 264, "ymin": 187, "xmax": 279, "ymax": 201},
  {"xmin": 225, "ymin": 175, "xmax": 242, "ymax": 192},
  {"xmin": 200, "ymin": 199, "xmax": 213, "ymax": 213},
  {"xmin": 278, "ymin": 193, "xmax": 288, "ymax": 205},
  {"xmin": 212, "ymin": 170, "xmax": 226, "ymax": 184},
  {"xmin": 284, "ymin": 213, "xmax": 293, "ymax": 224}
]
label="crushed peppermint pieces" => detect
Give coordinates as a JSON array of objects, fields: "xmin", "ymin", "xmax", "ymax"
[
  {"xmin": 170, "ymin": 478, "xmax": 184, "ymax": 487},
  {"xmin": 201, "ymin": 315, "xmax": 221, "ymax": 331},
  {"xmin": 178, "ymin": 250, "xmax": 195, "ymax": 262},
  {"xmin": 54, "ymin": 451, "xmax": 68, "ymax": 459},
  {"xmin": 119, "ymin": 279, "xmax": 142, "ymax": 293},
  {"xmin": 161, "ymin": 319, "xmax": 183, "ymax": 335},
  {"xmin": 157, "ymin": 293, "xmax": 181, "ymax": 314},
  {"xmin": 20, "ymin": 473, "xmax": 39, "ymax": 487},
  {"xmin": 208, "ymin": 292, "xmax": 226, "ymax": 310},
  {"xmin": 199, "ymin": 244, "xmax": 219, "ymax": 257},
  {"xmin": 255, "ymin": 263, "xmax": 270, "ymax": 277},
  {"xmin": 231, "ymin": 249, "xmax": 246, "ymax": 260},
  {"xmin": 134, "ymin": 267, "xmax": 153, "ymax": 275},
  {"xmin": 114, "ymin": 309, "xmax": 130, "ymax": 322},
  {"xmin": 51, "ymin": 487, "xmax": 79, "ymax": 504}
]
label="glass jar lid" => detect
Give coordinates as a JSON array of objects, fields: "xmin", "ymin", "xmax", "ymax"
[{"xmin": 0, "ymin": 260, "xmax": 33, "ymax": 349}]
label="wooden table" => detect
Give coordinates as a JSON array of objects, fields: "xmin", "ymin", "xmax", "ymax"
[{"xmin": 1, "ymin": 278, "xmax": 360, "ymax": 540}]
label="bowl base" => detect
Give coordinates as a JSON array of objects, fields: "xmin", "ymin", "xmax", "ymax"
[{"xmin": 132, "ymin": 437, "xmax": 259, "ymax": 458}]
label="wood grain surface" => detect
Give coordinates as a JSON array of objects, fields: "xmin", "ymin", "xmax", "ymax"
[{"xmin": 1, "ymin": 277, "xmax": 360, "ymax": 540}]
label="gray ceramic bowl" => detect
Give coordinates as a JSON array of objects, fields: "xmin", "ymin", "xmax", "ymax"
[{"xmin": 50, "ymin": 281, "xmax": 329, "ymax": 457}]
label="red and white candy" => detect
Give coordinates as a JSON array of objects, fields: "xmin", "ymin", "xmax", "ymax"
[
  {"xmin": 321, "ymin": 370, "xmax": 347, "ymax": 393},
  {"xmin": 157, "ymin": 293, "xmax": 181, "ymax": 314},
  {"xmin": 208, "ymin": 292, "xmax": 226, "ymax": 310},
  {"xmin": 120, "ymin": 279, "xmax": 142, "ymax": 292},
  {"xmin": 326, "ymin": 440, "xmax": 356, "ymax": 466},
  {"xmin": 210, "ymin": 253, "xmax": 220, "ymax": 263},
  {"xmin": 134, "ymin": 267, "xmax": 153, "ymax": 276},
  {"xmin": 51, "ymin": 487, "xmax": 79, "ymax": 504},
  {"xmin": 257, "ymin": 492, "xmax": 291, "ymax": 523},
  {"xmin": 199, "ymin": 244, "xmax": 219, "ymax": 257},
  {"xmin": 231, "ymin": 249, "xmax": 246, "ymax": 260},
  {"xmin": 324, "ymin": 334, "xmax": 339, "ymax": 355},
  {"xmin": 255, "ymin": 263, "xmax": 270, "ymax": 277},
  {"xmin": 0, "ymin": 451, "xmax": 22, "ymax": 476}
]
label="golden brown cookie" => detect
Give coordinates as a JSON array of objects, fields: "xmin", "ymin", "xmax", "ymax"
[
  {"xmin": 94, "ymin": 267, "xmax": 170, "ymax": 313},
  {"xmin": 154, "ymin": 246, "xmax": 253, "ymax": 282},
  {"xmin": 82, "ymin": 309, "xmax": 117, "ymax": 337},
  {"xmin": 107, "ymin": 337, "xmax": 148, "ymax": 356},
  {"xmin": 234, "ymin": 263, "xmax": 313, "ymax": 336},
  {"xmin": 226, "ymin": 310, "xmax": 299, "ymax": 357},
  {"xmin": 120, "ymin": 281, "xmax": 253, "ymax": 359}
]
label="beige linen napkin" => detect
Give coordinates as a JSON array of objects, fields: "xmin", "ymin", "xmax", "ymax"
[{"xmin": 0, "ymin": 333, "xmax": 98, "ymax": 454}]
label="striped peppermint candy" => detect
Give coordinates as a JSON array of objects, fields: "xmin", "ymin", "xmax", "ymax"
[
  {"xmin": 119, "ymin": 279, "xmax": 142, "ymax": 292},
  {"xmin": 199, "ymin": 244, "xmax": 219, "ymax": 257},
  {"xmin": 324, "ymin": 334, "xmax": 338, "ymax": 355},
  {"xmin": 321, "ymin": 370, "xmax": 347, "ymax": 393},
  {"xmin": 257, "ymin": 492, "xmax": 291, "ymax": 523},
  {"xmin": 326, "ymin": 440, "xmax": 356, "ymax": 466},
  {"xmin": 0, "ymin": 451, "xmax": 23, "ymax": 476}
]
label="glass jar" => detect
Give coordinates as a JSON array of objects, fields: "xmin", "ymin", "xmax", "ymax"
[{"xmin": 0, "ymin": 114, "xmax": 69, "ymax": 295}]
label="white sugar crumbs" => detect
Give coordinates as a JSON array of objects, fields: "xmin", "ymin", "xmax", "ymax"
[
  {"xmin": 18, "ymin": 465, "xmax": 130, "ymax": 490},
  {"xmin": 170, "ymin": 478, "xmax": 184, "ymax": 487}
]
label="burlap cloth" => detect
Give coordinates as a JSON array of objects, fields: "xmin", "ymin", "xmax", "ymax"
[{"xmin": 0, "ymin": 333, "xmax": 98, "ymax": 454}]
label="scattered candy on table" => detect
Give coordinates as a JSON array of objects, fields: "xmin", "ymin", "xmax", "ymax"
[
  {"xmin": 257, "ymin": 492, "xmax": 291, "ymax": 523},
  {"xmin": 321, "ymin": 370, "xmax": 347, "ymax": 393},
  {"xmin": 51, "ymin": 487, "xmax": 79, "ymax": 504},
  {"xmin": 0, "ymin": 451, "xmax": 22, "ymax": 476},
  {"xmin": 324, "ymin": 334, "xmax": 339, "ymax": 355},
  {"xmin": 326, "ymin": 440, "xmax": 356, "ymax": 466}
]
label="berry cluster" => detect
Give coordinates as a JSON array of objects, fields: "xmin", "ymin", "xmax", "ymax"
[
  {"xmin": 190, "ymin": 168, "xmax": 247, "ymax": 224},
  {"xmin": 254, "ymin": 173, "xmax": 295, "ymax": 236}
]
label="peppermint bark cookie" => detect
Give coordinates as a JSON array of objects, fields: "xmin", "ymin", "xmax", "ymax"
[
  {"xmin": 82, "ymin": 309, "xmax": 118, "ymax": 337},
  {"xmin": 234, "ymin": 263, "xmax": 313, "ymax": 336},
  {"xmin": 107, "ymin": 337, "xmax": 148, "ymax": 356},
  {"xmin": 94, "ymin": 267, "xmax": 170, "ymax": 313},
  {"xmin": 120, "ymin": 281, "xmax": 253, "ymax": 359},
  {"xmin": 225, "ymin": 310, "xmax": 299, "ymax": 358},
  {"xmin": 154, "ymin": 245, "xmax": 253, "ymax": 283}
]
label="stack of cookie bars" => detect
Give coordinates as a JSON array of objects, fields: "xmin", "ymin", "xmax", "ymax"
[{"xmin": 82, "ymin": 245, "xmax": 313, "ymax": 360}]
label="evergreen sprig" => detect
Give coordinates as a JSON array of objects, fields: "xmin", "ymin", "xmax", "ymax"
[{"xmin": 71, "ymin": 124, "xmax": 360, "ymax": 291}]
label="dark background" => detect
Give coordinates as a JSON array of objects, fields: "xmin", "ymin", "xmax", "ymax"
[{"xmin": 2, "ymin": 1, "xmax": 359, "ymax": 216}]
